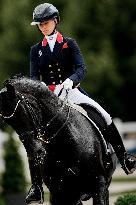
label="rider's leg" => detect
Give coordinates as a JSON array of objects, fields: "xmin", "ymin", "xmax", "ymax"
[
  {"xmin": 26, "ymin": 157, "xmax": 44, "ymax": 204},
  {"xmin": 64, "ymin": 88, "xmax": 136, "ymax": 175},
  {"xmin": 104, "ymin": 122, "xmax": 136, "ymax": 174},
  {"xmin": 19, "ymin": 134, "xmax": 44, "ymax": 204}
]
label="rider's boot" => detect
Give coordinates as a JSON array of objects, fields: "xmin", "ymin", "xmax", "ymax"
[
  {"xmin": 105, "ymin": 122, "xmax": 136, "ymax": 175},
  {"xmin": 26, "ymin": 159, "xmax": 44, "ymax": 204}
]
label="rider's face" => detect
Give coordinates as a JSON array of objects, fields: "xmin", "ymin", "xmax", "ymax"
[{"xmin": 38, "ymin": 19, "xmax": 56, "ymax": 36}]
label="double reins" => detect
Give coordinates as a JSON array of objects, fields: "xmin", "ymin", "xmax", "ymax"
[
  {"xmin": 36, "ymin": 89, "xmax": 71, "ymax": 143},
  {"xmin": 20, "ymin": 88, "xmax": 71, "ymax": 144}
]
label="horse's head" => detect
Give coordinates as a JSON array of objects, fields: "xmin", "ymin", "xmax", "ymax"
[
  {"xmin": 0, "ymin": 80, "xmax": 39, "ymax": 136},
  {"xmin": 0, "ymin": 78, "xmax": 46, "ymax": 156},
  {"xmin": 0, "ymin": 75, "xmax": 64, "ymax": 138}
]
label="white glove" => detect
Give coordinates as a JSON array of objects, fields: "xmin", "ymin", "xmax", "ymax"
[{"xmin": 62, "ymin": 78, "xmax": 73, "ymax": 90}]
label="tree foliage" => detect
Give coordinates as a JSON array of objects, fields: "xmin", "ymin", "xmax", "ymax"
[
  {"xmin": 1, "ymin": 134, "xmax": 26, "ymax": 194},
  {"xmin": 0, "ymin": 0, "xmax": 136, "ymax": 120},
  {"xmin": 115, "ymin": 194, "xmax": 136, "ymax": 205}
]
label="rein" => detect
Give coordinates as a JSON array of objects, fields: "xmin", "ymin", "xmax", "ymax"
[
  {"xmin": 37, "ymin": 102, "xmax": 71, "ymax": 144},
  {"xmin": 0, "ymin": 99, "xmax": 21, "ymax": 119},
  {"xmin": 20, "ymin": 89, "xmax": 71, "ymax": 144}
]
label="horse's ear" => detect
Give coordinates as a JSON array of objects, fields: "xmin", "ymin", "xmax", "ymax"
[{"xmin": 5, "ymin": 83, "xmax": 16, "ymax": 98}]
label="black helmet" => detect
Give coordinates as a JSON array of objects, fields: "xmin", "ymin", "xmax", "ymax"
[{"xmin": 31, "ymin": 3, "xmax": 60, "ymax": 25}]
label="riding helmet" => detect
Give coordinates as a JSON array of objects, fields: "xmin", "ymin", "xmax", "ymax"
[{"xmin": 31, "ymin": 3, "xmax": 60, "ymax": 25}]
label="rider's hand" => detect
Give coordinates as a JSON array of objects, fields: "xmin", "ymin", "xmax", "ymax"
[{"xmin": 62, "ymin": 78, "xmax": 73, "ymax": 90}]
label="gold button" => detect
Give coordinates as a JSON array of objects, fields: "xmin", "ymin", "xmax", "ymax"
[
  {"xmin": 60, "ymin": 80, "xmax": 62, "ymax": 83},
  {"xmin": 52, "ymin": 82, "xmax": 55, "ymax": 84}
]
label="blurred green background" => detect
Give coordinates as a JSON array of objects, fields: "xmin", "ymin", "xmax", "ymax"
[
  {"xmin": 0, "ymin": 1, "xmax": 136, "ymax": 204},
  {"xmin": 0, "ymin": 0, "xmax": 136, "ymax": 121}
]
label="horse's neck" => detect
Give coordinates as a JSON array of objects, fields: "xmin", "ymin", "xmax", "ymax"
[{"xmin": 42, "ymin": 97, "xmax": 63, "ymax": 123}]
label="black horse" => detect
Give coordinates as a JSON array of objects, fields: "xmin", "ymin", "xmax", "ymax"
[{"xmin": 0, "ymin": 76, "xmax": 117, "ymax": 205}]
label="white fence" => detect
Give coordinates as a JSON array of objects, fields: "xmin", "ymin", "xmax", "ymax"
[{"xmin": 114, "ymin": 118, "xmax": 136, "ymax": 138}]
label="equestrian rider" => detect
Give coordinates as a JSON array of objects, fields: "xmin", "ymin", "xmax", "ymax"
[{"xmin": 27, "ymin": 3, "xmax": 136, "ymax": 204}]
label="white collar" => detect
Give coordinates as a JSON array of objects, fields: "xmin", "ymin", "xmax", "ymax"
[
  {"xmin": 45, "ymin": 32, "xmax": 58, "ymax": 42},
  {"xmin": 45, "ymin": 32, "xmax": 58, "ymax": 52}
]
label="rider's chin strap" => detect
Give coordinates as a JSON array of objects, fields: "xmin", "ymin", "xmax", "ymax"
[{"xmin": 48, "ymin": 19, "xmax": 57, "ymax": 36}]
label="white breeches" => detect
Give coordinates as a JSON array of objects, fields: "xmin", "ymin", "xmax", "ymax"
[{"xmin": 54, "ymin": 85, "xmax": 112, "ymax": 125}]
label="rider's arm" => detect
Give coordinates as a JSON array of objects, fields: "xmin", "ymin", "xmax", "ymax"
[
  {"xmin": 67, "ymin": 38, "xmax": 87, "ymax": 86},
  {"xmin": 30, "ymin": 45, "xmax": 40, "ymax": 80}
]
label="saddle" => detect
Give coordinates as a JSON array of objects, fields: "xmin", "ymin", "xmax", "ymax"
[
  {"xmin": 79, "ymin": 103, "xmax": 107, "ymax": 130},
  {"xmin": 68, "ymin": 102, "xmax": 107, "ymax": 136}
]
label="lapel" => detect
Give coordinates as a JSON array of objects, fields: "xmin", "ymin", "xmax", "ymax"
[{"xmin": 41, "ymin": 32, "xmax": 65, "ymax": 62}]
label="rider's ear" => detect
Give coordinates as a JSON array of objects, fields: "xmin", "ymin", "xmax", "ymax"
[{"xmin": 6, "ymin": 83, "xmax": 16, "ymax": 98}]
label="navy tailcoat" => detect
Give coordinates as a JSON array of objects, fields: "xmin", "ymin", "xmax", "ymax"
[{"xmin": 30, "ymin": 32, "xmax": 87, "ymax": 87}]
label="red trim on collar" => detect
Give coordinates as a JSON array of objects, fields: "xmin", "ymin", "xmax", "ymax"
[
  {"xmin": 42, "ymin": 37, "xmax": 47, "ymax": 46},
  {"xmin": 42, "ymin": 32, "xmax": 63, "ymax": 47},
  {"xmin": 56, "ymin": 32, "xmax": 63, "ymax": 43}
]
